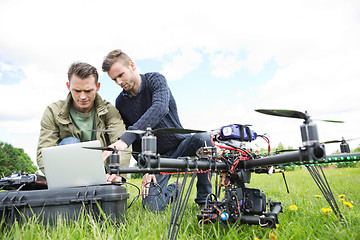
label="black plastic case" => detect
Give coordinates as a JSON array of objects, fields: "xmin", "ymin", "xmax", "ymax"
[{"xmin": 0, "ymin": 184, "xmax": 129, "ymax": 224}]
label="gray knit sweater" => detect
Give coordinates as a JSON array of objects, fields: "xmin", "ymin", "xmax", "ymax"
[{"xmin": 116, "ymin": 72, "xmax": 187, "ymax": 154}]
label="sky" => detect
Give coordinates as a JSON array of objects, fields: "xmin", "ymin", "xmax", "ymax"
[{"xmin": 0, "ymin": 0, "xmax": 360, "ymax": 169}]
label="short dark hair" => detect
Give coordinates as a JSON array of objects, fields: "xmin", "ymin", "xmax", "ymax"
[
  {"xmin": 68, "ymin": 62, "xmax": 99, "ymax": 84},
  {"xmin": 102, "ymin": 49, "xmax": 132, "ymax": 72}
]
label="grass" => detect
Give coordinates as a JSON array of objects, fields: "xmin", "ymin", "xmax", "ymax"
[{"xmin": 1, "ymin": 167, "xmax": 359, "ymax": 239}]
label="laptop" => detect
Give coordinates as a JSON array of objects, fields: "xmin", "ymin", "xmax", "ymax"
[{"xmin": 41, "ymin": 140, "xmax": 107, "ymax": 189}]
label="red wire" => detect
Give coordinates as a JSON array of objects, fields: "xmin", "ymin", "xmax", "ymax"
[
  {"xmin": 259, "ymin": 135, "xmax": 271, "ymax": 154},
  {"xmin": 211, "ymin": 135, "xmax": 249, "ymax": 156}
]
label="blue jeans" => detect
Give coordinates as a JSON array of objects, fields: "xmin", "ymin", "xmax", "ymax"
[
  {"xmin": 59, "ymin": 137, "xmax": 80, "ymax": 145},
  {"xmin": 142, "ymin": 133, "xmax": 213, "ymax": 212}
]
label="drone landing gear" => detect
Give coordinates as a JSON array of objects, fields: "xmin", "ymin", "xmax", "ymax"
[
  {"xmin": 167, "ymin": 170, "xmax": 198, "ymax": 240},
  {"xmin": 306, "ymin": 165, "xmax": 344, "ymax": 220}
]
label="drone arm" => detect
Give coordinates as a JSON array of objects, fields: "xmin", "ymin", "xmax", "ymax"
[
  {"xmin": 117, "ymin": 145, "xmax": 325, "ymax": 172},
  {"xmin": 137, "ymin": 154, "xmax": 228, "ymax": 171},
  {"xmin": 110, "ymin": 144, "xmax": 327, "ymax": 174},
  {"xmin": 244, "ymin": 144, "xmax": 325, "ymax": 169},
  {"xmin": 244, "ymin": 151, "xmax": 303, "ymax": 169},
  {"xmin": 105, "ymin": 144, "xmax": 360, "ymax": 176},
  {"xmin": 108, "ymin": 167, "xmax": 184, "ymax": 174}
]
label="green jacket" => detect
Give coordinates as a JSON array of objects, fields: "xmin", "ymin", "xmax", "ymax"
[{"xmin": 37, "ymin": 93, "xmax": 131, "ymax": 175}]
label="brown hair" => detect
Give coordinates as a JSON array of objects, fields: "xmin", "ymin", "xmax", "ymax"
[
  {"xmin": 68, "ymin": 62, "xmax": 99, "ymax": 84},
  {"xmin": 102, "ymin": 49, "xmax": 132, "ymax": 72}
]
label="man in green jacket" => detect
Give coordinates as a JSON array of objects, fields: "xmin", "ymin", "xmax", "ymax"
[{"xmin": 37, "ymin": 62, "xmax": 131, "ymax": 181}]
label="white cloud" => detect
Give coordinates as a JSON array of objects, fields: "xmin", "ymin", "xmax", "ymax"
[
  {"xmin": 0, "ymin": 62, "xmax": 13, "ymax": 71},
  {"xmin": 236, "ymin": 90, "xmax": 245, "ymax": 97},
  {"xmin": 210, "ymin": 54, "xmax": 244, "ymax": 78},
  {"xmin": 160, "ymin": 49, "xmax": 202, "ymax": 81}
]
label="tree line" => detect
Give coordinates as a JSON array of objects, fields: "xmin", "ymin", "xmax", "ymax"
[{"xmin": 0, "ymin": 141, "xmax": 37, "ymax": 177}]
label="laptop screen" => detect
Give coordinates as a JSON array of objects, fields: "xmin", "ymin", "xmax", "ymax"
[{"xmin": 41, "ymin": 140, "xmax": 107, "ymax": 189}]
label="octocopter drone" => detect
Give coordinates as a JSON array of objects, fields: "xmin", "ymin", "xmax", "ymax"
[{"xmin": 87, "ymin": 109, "xmax": 359, "ymax": 240}]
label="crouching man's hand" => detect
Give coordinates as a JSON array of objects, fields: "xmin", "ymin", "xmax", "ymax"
[
  {"xmin": 106, "ymin": 174, "xmax": 122, "ymax": 183},
  {"xmin": 141, "ymin": 173, "xmax": 157, "ymax": 198}
]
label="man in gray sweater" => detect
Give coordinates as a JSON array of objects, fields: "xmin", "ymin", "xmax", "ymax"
[{"xmin": 102, "ymin": 49, "xmax": 212, "ymax": 211}]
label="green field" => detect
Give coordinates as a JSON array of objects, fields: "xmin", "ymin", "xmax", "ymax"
[{"xmin": 1, "ymin": 167, "xmax": 359, "ymax": 240}]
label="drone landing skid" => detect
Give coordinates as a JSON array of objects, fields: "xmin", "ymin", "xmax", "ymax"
[
  {"xmin": 168, "ymin": 170, "xmax": 197, "ymax": 240},
  {"xmin": 306, "ymin": 165, "xmax": 344, "ymax": 220}
]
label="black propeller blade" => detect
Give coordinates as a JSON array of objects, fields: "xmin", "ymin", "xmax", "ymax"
[
  {"xmin": 255, "ymin": 109, "xmax": 308, "ymax": 120},
  {"xmin": 321, "ymin": 137, "xmax": 360, "ymax": 145},
  {"xmin": 321, "ymin": 140, "xmax": 342, "ymax": 144},
  {"xmin": 258, "ymin": 148, "xmax": 298, "ymax": 156},
  {"xmin": 83, "ymin": 146, "xmax": 137, "ymax": 154},
  {"xmin": 319, "ymin": 119, "xmax": 345, "ymax": 123},
  {"xmin": 93, "ymin": 127, "xmax": 206, "ymax": 135},
  {"xmin": 255, "ymin": 109, "xmax": 344, "ymax": 123},
  {"xmin": 92, "ymin": 129, "xmax": 144, "ymax": 134},
  {"xmin": 83, "ymin": 146, "xmax": 117, "ymax": 151},
  {"xmin": 276, "ymin": 149, "xmax": 298, "ymax": 153},
  {"xmin": 152, "ymin": 128, "xmax": 206, "ymax": 135}
]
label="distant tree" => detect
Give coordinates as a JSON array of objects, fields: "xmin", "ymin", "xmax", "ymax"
[
  {"xmin": 0, "ymin": 141, "xmax": 37, "ymax": 176},
  {"xmin": 277, "ymin": 142, "xmax": 285, "ymax": 151},
  {"xmin": 275, "ymin": 142, "xmax": 294, "ymax": 152},
  {"xmin": 332, "ymin": 149, "xmax": 341, "ymax": 154},
  {"xmin": 352, "ymin": 145, "xmax": 360, "ymax": 153}
]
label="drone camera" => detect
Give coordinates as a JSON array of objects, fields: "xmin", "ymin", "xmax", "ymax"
[{"xmin": 243, "ymin": 188, "xmax": 266, "ymax": 214}]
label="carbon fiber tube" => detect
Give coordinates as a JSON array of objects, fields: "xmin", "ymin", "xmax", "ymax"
[
  {"xmin": 137, "ymin": 154, "xmax": 228, "ymax": 170},
  {"xmin": 243, "ymin": 144, "xmax": 325, "ymax": 169},
  {"xmin": 240, "ymin": 215, "xmax": 260, "ymax": 225},
  {"xmin": 110, "ymin": 144, "xmax": 357, "ymax": 175}
]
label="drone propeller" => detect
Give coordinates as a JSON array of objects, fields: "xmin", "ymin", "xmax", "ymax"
[
  {"xmin": 276, "ymin": 149, "xmax": 298, "ymax": 153},
  {"xmin": 83, "ymin": 146, "xmax": 117, "ymax": 152},
  {"xmin": 319, "ymin": 119, "xmax": 345, "ymax": 123},
  {"xmin": 83, "ymin": 146, "xmax": 138, "ymax": 154},
  {"xmin": 321, "ymin": 137, "xmax": 360, "ymax": 144},
  {"xmin": 255, "ymin": 109, "xmax": 344, "ymax": 123},
  {"xmin": 259, "ymin": 148, "xmax": 297, "ymax": 156},
  {"xmin": 143, "ymin": 127, "xmax": 206, "ymax": 135},
  {"xmin": 255, "ymin": 109, "xmax": 308, "ymax": 120},
  {"xmin": 94, "ymin": 127, "xmax": 206, "ymax": 135}
]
